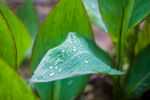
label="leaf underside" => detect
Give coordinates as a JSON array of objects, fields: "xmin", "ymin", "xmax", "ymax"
[{"xmin": 30, "ymin": 32, "xmax": 123, "ymax": 83}]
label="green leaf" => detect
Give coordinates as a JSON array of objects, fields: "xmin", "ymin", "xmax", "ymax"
[
  {"xmin": 31, "ymin": 0, "xmax": 114, "ymax": 99},
  {"xmin": 129, "ymin": 0, "xmax": 150, "ymax": 28},
  {"xmin": 0, "ymin": 10, "xmax": 17, "ymax": 68},
  {"xmin": 98, "ymin": 0, "xmax": 123, "ymax": 43},
  {"xmin": 135, "ymin": 17, "xmax": 150, "ymax": 54},
  {"xmin": 0, "ymin": 3, "xmax": 32, "ymax": 67},
  {"xmin": 82, "ymin": 0, "xmax": 107, "ymax": 32},
  {"xmin": 17, "ymin": 0, "xmax": 39, "ymax": 40},
  {"xmin": 30, "ymin": 32, "xmax": 123, "ymax": 83},
  {"xmin": 99, "ymin": 0, "xmax": 150, "ymax": 43},
  {"xmin": 125, "ymin": 45, "xmax": 150, "ymax": 98},
  {"xmin": 0, "ymin": 58, "xmax": 37, "ymax": 100},
  {"xmin": 99, "ymin": 0, "xmax": 150, "ymax": 69}
]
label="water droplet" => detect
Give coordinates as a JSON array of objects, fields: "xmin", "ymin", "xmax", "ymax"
[
  {"xmin": 65, "ymin": 45, "xmax": 67, "ymax": 48},
  {"xmin": 73, "ymin": 48, "xmax": 76, "ymax": 51},
  {"xmin": 49, "ymin": 73, "xmax": 55, "ymax": 76},
  {"xmin": 70, "ymin": 41, "xmax": 73, "ymax": 44},
  {"xmin": 75, "ymin": 40, "xmax": 77, "ymax": 43},
  {"xmin": 58, "ymin": 68, "xmax": 62, "ymax": 72},
  {"xmin": 84, "ymin": 60, "xmax": 88, "ymax": 64},
  {"xmin": 55, "ymin": 66, "xmax": 58, "ymax": 69},
  {"xmin": 49, "ymin": 66, "xmax": 53, "ymax": 69},
  {"xmin": 67, "ymin": 64, "xmax": 70, "ymax": 67},
  {"xmin": 67, "ymin": 80, "xmax": 73, "ymax": 86},
  {"xmin": 61, "ymin": 49, "xmax": 65, "ymax": 53},
  {"xmin": 78, "ymin": 56, "xmax": 80, "ymax": 58},
  {"xmin": 68, "ymin": 54, "xmax": 70, "ymax": 57}
]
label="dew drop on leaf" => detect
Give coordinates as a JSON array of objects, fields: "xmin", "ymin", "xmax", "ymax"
[
  {"xmin": 61, "ymin": 49, "xmax": 65, "ymax": 52},
  {"xmin": 84, "ymin": 60, "xmax": 88, "ymax": 64},
  {"xmin": 67, "ymin": 80, "xmax": 73, "ymax": 86},
  {"xmin": 49, "ymin": 73, "xmax": 55, "ymax": 77},
  {"xmin": 49, "ymin": 66, "xmax": 53, "ymax": 69},
  {"xmin": 55, "ymin": 66, "xmax": 58, "ymax": 69},
  {"xmin": 73, "ymin": 48, "xmax": 76, "ymax": 51},
  {"xmin": 58, "ymin": 68, "xmax": 62, "ymax": 72}
]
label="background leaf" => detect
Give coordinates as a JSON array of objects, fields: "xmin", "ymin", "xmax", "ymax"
[
  {"xmin": 31, "ymin": 0, "xmax": 93, "ymax": 100},
  {"xmin": 99, "ymin": 0, "xmax": 150, "ymax": 43},
  {"xmin": 135, "ymin": 16, "xmax": 150, "ymax": 54},
  {"xmin": 125, "ymin": 45, "xmax": 150, "ymax": 98},
  {"xmin": 128, "ymin": 0, "xmax": 150, "ymax": 28},
  {"xmin": 0, "ymin": 58, "xmax": 37, "ymax": 100},
  {"xmin": 17, "ymin": 0, "xmax": 39, "ymax": 40},
  {"xmin": 0, "ymin": 10, "xmax": 17, "ymax": 68},
  {"xmin": 82, "ymin": 0, "xmax": 107, "ymax": 32},
  {"xmin": 0, "ymin": 3, "xmax": 32, "ymax": 67},
  {"xmin": 30, "ymin": 32, "xmax": 123, "ymax": 83}
]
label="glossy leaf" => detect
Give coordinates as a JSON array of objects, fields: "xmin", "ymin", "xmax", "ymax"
[
  {"xmin": 31, "ymin": 0, "xmax": 93, "ymax": 100},
  {"xmin": 17, "ymin": 0, "xmax": 39, "ymax": 40},
  {"xmin": 0, "ymin": 11, "xmax": 17, "ymax": 68},
  {"xmin": 0, "ymin": 58, "xmax": 37, "ymax": 100},
  {"xmin": 30, "ymin": 32, "xmax": 123, "ymax": 83},
  {"xmin": 0, "ymin": 3, "xmax": 32, "ymax": 67},
  {"xmin": 125, "ymin": 45, "xmax": 150, "ymax": 98},
  {"xmin": 99, "ymin": 0, "xmax": 150, "ymax": 43},
  {"xmin": 82, "ymin": 0, "xmax": 107, "ymax": 32},
  {"xmin": 135, "ymin": 17, "xmax": 150, "ymax": 54},
  {"xmin": 129, "ymin": 0, "xmax": 150, "ymax": 28}
]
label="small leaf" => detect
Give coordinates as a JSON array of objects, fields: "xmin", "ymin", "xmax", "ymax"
[
  {"xmin": 30, "ymin": 32, "xmax": 123, "ymax": 83},
  {"xmin": 82, "ymin": 0, "xmax": 107, "ymax": 32},
  {"xmin": 0, "ymin": 3, "xmax": 32, "ymax": 67},
  {"xmin": 0, "ymin": 58, "xmax": 38, "ymax": 100},
  {"xmin": 125, "ymin": 45, "xmax": 150, "ymax": 98},
  {"xmin": 17, "ymin": 0, "xmax": 39, "ymax": 40}
]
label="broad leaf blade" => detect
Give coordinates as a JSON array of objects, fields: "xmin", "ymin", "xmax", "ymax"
[
  {"xmin": 98, "ymin": 0, "xmax": 123, "ymax": 43},
  {"xmin": 0, "ymin": 58, "xmax": 37, "ymax": 100},
  {"xmin": 0, "ymin": 3, "xmax": 32, "ymax": 67},
  {"xmin": 99, "ymin": 0, "xmax": 150, "ymax": 43},
  {"xmin": 17, "ymin": 0, "xmax": 39, "ymax": 40},
  {"xmin": 82, "ymin": 0, "xmax": 107, "ymax": 32},
  {"xmin": 125, "ymin": 45, "xmax": 150, "ymax": 98},
  {"xmin": 31, "ymin": 0, "xmax": 93, "ymax": 100},
  {"xmin": 129, "ymin": 0, "xmax": 150, "ymax": 28},
  {"xmin": 30, "ymin": 32, "xmax": 123, "ymax": 83},
  {"xmin": 0, "ymin": 10, "xmax": 17, "ymax": 68}
]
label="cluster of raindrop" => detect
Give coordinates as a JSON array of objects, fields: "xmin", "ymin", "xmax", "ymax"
[{"xmin": 32, "ymin": 32, "xmax": 92, "ymax": 81}]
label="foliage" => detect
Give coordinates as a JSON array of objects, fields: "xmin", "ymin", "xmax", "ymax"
[
  {"xmin": 17, "ymin": 0, "xmax": 39, "ymax": 40},
  {"xmin": 0, "ymin": 0, "xmax": 150, "ymax": 100}
]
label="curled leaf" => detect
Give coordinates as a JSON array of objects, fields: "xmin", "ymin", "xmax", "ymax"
[{"xmin": 30, "ymin": 32, "xmax": 124, "ymax": 83}]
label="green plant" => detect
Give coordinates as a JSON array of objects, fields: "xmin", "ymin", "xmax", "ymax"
[{"xmin": 0, "ymin": 0, "xmax": 150, "ymax": 100}]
